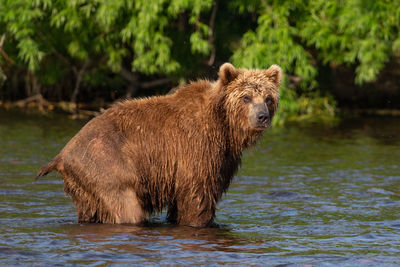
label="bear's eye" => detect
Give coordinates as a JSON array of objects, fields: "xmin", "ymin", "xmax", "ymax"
[
  {"xmin": 243, "ymin": 95, "xmax": 252, "ymax": 104},
  {"xmin": 265, "ymin": 96, "xmax": 273, "ymax": 106}
]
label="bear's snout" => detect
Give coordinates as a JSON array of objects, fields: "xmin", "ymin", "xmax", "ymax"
[
  {"xmin": 257, "ymin": 112, "xmax": 270, "ymax": 124},
  {"xmin": 248, "ymin": 102, "xmax": 271, "ymax": 129}
]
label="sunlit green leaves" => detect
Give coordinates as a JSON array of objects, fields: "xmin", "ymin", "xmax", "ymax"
[
  {"xmin": 231, "ymin": 0, "xmax": 400, "ymax": 121},
  {"xmin": 67, "ymin": 41, "xmax": 88, "ymax": 61},
  {"xmin": 0, "ymin": 0, "xmax": 214, "ymax": 77},
  {"xmin": 234, "ymin": 0, "xmax": 400, "ymax": 86},
  {"xmin": 95, "ymin": 1, "xmax": 124, "ymax": 30},
  {"xmin": 106, "ymin": 47, "xmax": 127, "ymax": 73},
  {"xmin": 190, "ymin": 31, "xmax": 210, "ymax": 54},
  {"xmin": 0, "ymin": 0, "xmax": 45, "ymax": 70},
  {"xmin": 300, "ymin": 0, "xmax": 398, "ymax": 84},
  {"xmin": 17, "ymin": 38, "xmax": 45, "ymax": 71},
  {"xmin": 1, "ymin": 0, "xmax": 400, "ymax": 122},
  {"xmin": 232, "ymin": 3, "xmax": 317, "ymax": 87}
]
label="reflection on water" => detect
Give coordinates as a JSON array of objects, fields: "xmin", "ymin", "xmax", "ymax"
[{"xmin": 0, "ymin": 108, "xmax": 400, "ymax": 265}]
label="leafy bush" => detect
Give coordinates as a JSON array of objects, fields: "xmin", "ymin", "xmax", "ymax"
[{"xmin": 0, "ymin": 0, "xmax": 399, "ymax": 121}]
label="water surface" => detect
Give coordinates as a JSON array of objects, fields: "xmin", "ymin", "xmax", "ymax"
[{"xmin": 0, "ymin": 109, "xmax": 399, "ymax": 266}]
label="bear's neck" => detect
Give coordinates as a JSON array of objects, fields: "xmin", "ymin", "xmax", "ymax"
[{"xmin": 228, "ymin": 127, "xmax": 264, "ymax": 155}]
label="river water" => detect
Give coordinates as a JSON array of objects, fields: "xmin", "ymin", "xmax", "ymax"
[{"xmin": 0, "ymin": 109, "xmax": 399, "ymax": 266}]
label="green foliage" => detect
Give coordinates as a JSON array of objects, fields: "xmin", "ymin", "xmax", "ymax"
[
  {"xmin": 231, "ymin": 0, "xmax": 400, "ymax": 122},
  {"xmin": 0, "ymin": 0, "xmax": 400, "ymax": 121},
  {"xmin": 232, "ymin": 1, "xmax": 317, "ymax": 88},
  {"xmin": 298, "ymin": 0, "xmax": 399, "ymax": 85},
  {"xmin": 0, "ymin": 0, "xmax": 213, "ymax": 75}
]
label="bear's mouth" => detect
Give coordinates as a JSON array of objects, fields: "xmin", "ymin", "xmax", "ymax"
[
  {"xmin": 248, "ymin": 115, "xmax": 271, "ymax": 131},
  {"xmin": 253, "ymin": 123, "xmax": 270, "ymax": 131}
]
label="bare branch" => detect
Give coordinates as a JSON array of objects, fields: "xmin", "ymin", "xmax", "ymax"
[
  {"xmin": 71, "ymin": 59, "xmax": 90, "ymax": 104},
  {"xmin": 0, "ymin": 33, "xmax": 16, "ymax": 65},
  {"xmin": 119, "ymin": 66, "xmax": 139, "ymax": 84},
  {"xmin": 207, "ymin": 1, "xmax": 218, "ymax": 66},
  {"xmin": 14, "ymin": 93, "xmax": 49, "ymax": 108},
  {"xmin": 140, "ymin": 78, "xmax": 172, "ymax": 89},
  {"xmin": 119, "ymin": 67, "xmax": 171, "ymax": 97},
  {"xmin": 0, "ymin": 34, "xmax": 5, "ymax": 47},
  {"xmin": 118, "ymin": 67, "xmax": 139, "ymax": 98}
]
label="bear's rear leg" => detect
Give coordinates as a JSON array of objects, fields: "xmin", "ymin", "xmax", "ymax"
[
  {"xmin": 112, "ymin": 189, "xmax": 149, "ymax": 224},
  {"xmin": 74, "ymin": 188, "xmax": 149, "ymax": 224},
  {"xmin": 62, "ymin": 172, "xmax": 148, "ymax": 224},
  {"xmin": 72, "ymin": 187, "xmax": 149, "ymax": 224},
  {"xmin": 62, "ymin": 173, "xmax": 100, "ymax": 223}
]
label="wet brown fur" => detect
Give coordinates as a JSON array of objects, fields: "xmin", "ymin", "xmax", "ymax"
[{"xmin": 36, "ymin": 63, "xmax": 282, "ymax": 227}]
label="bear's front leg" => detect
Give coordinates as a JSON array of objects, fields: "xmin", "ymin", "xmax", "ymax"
[{"xmin": 174, "ymin": 196, "xmax": 216, "ymax": 227}]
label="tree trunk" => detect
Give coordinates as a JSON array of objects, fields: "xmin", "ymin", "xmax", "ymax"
[
  {"xmin": 71, "ymin": 59, "xmax": 90, "ymax": 104},
  {"xmin": 119, "ymin": 67, "xmax": 139, "ymax": 98}
]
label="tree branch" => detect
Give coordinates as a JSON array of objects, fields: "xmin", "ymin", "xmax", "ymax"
[
  {"xmin": 0, "ymin": 33, "xmax": 15, "ymax": 65},
  {"xmin": 119, "ymin": 67, "xmax": 139, "ymax": 98},
  {"xmin": 119, "ymin": 67, "xmax": 172, "ymax": 96},
  {"xmin": 140, "ymin": 78, "xmax": 172, "ymax": 89},
  {"xmin": 71, "ymin": 59, "xmax": 90, "ymax": 104},
  {"xmin": 14, "ymin": 93, "xmax": 49, "ymax": 108},
  {"xmin": 207, "ymin": 1, "xmax": 218, "ymax": 66},
  {"xmin": 0, "ymin": 34, "xmax": 5, "ymax": 47},
  {"xmin": 119, "ymin": 66, "xmax": 139, "ymax": 84}
]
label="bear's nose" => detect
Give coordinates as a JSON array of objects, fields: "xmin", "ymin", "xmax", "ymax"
[{"xmin": 257, "ymin": 112, "xmax": 269, "ymax": 123}]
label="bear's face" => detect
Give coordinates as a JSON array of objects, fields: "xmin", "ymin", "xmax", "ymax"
[{"xmin": 218, "ymin": 63, "xmax": 281, "ymax": 131}]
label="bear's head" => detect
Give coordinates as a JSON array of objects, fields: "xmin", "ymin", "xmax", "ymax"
[{"xmin": 218, "ymin": 63, "xmax": 282, "ymax": 132}]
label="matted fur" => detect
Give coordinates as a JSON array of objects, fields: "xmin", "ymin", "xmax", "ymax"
[{"xmin": 36, "ymin": 63, "xmax": 282, "ymax": 227}]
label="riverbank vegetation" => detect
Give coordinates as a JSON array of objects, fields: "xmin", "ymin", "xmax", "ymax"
[{"xmin": 1, "ymin": 0, "xmax": 400, "ymax": 123}]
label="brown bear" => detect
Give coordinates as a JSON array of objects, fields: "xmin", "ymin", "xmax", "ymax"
[{"xmin": 36, "ymin": 63, "xmax": 282, "ymax": 227}]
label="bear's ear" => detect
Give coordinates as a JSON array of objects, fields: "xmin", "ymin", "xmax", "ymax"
[
  {"xmin": 219, "ymin": 63, "xmax": 239, "ymax": 85},
  {"xmin": 265, "ymin": 64, "xmax": 282, "ymax": 86}
]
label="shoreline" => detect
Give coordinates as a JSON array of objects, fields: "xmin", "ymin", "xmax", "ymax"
[{"xmin": 1, "ymin": 96, "xmax": 400, "ymax": 121}]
